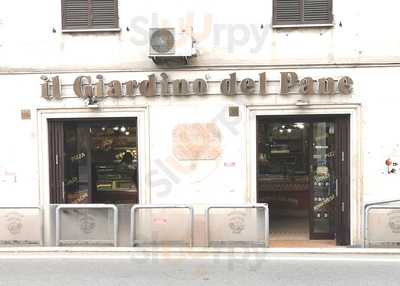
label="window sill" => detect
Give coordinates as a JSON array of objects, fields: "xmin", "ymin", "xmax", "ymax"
[
  {"xmin": 61, "ymin": 28, "xmax": 121, "ymax": 33},
  {"xmin": 272, "ymin": 23, "xmax": 334, "ymax": 29}
]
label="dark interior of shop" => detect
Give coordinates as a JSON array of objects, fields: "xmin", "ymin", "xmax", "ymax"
[
  {"xmin": 63, "ymin": 119, "xmax": 138, "ymax": 204},
  {"xmin": 257, "ymin": 117, "xmax": 337, "ymax": 243}
]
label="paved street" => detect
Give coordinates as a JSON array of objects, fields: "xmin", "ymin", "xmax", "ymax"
[{"xmin": 0, "ymin": 252, "xmax": 399, "ymax": 286}]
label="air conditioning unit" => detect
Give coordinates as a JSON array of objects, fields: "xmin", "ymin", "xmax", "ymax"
[{"xmin": 148, "ymin": 27, "xmax": 197, "ymax": 65}]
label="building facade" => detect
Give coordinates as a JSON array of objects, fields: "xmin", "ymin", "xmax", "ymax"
[{"xmin": 0, "ymin": 0, "xmax": 399, "ymax": 247}]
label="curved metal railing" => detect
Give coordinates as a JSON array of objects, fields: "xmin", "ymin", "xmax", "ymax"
[
  {"xmin": 364, "ymin": 199, "xmax": 400, "ymax": 247},
  {"xmin": 205, "ymin": 204, "xmax": 269, "ymax": 247}
]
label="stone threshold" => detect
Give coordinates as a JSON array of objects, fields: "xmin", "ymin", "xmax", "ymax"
[{"xmin": 0, "ymin": 247, "xmax": 399, "ymax": 255}]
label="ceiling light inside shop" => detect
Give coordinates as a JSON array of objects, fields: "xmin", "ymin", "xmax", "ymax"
[
  {"xmin": 113, "ymin": 126, "xmax": 119, "ymax": 131},
  {"xmin": 125, "ymin": 131, "xmax": 130, "ymax": 136},
  {"xmin": 120, "ymin": 126, "xmax": 126, "ymax": 132}
]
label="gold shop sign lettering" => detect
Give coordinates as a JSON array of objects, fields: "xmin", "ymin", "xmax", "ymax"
[{"xmin": 41, "ymin": 72, "xmax": 353, "ymax": 100}]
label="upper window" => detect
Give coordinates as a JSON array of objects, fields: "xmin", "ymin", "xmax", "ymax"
[
  {"xmin": 62, "ymin": 0, "xmax": 119, "ymax": 31},
  {"xmin": 273, "ymin": 0, "xmax": 333, "ymax": 26}
]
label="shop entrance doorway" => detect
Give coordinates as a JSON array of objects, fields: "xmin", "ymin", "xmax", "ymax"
[
  {"xmin": 257, "ymin": 115, "xmax": 350, "ymax": 246},
  {"xmin": 48, "ymin": 118, "xmax": 139, "ymax": 204}
]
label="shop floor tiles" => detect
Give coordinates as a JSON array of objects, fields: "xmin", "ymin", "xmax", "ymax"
[
  {"xmin": 270, "ymin": 216, "xmax": 309, "ymax": 241},
  {"xmin": 270, "ymin": 240, "xmax": 337, "ymax": 248}
]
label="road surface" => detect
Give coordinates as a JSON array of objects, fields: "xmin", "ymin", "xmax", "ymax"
[{"xmin": 0, "ymin": 252, "xmax": 398, "ymax": 286}]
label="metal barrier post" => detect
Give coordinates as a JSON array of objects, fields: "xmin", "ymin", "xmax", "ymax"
[
  {"xmin": 205, "ymin": 204, "xmax": 269, "ymax": 247},
  {"xmin": 130, "ymin": 205, "xmax": 194, "ymax": 247},
  {"xmin": 56, "ymin": 204, "xmax": 118, "ymax": 247},
  {"xmin": 264, "ymin": 204, "xmax": 269, "ymax": 248},
  {"xmin": 0, "ymin": 206, "xmax": 43, "ymax": 246}
]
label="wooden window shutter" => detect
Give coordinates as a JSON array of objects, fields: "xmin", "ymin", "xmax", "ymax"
[
  {"xmin": 273, "ymin": 0, "xmax": 302, "ymax": 25},
  {"xmin": 303, "ymin": 0, "xmax": 332, "ymax": 24},
  {"xmin": 62, "ymin": 0, "xmax": 90, "ymax": 29},
  {"xmin": 273, "ymin": 0, "xmax": 333, "ymax": 26},
  {"xmin": 91, "ymin": 0, "xmax": 119, "ymax": 29},
  {"xmin": 62, "ymin": 0, "xmax": 119, "ymax": 30}
]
